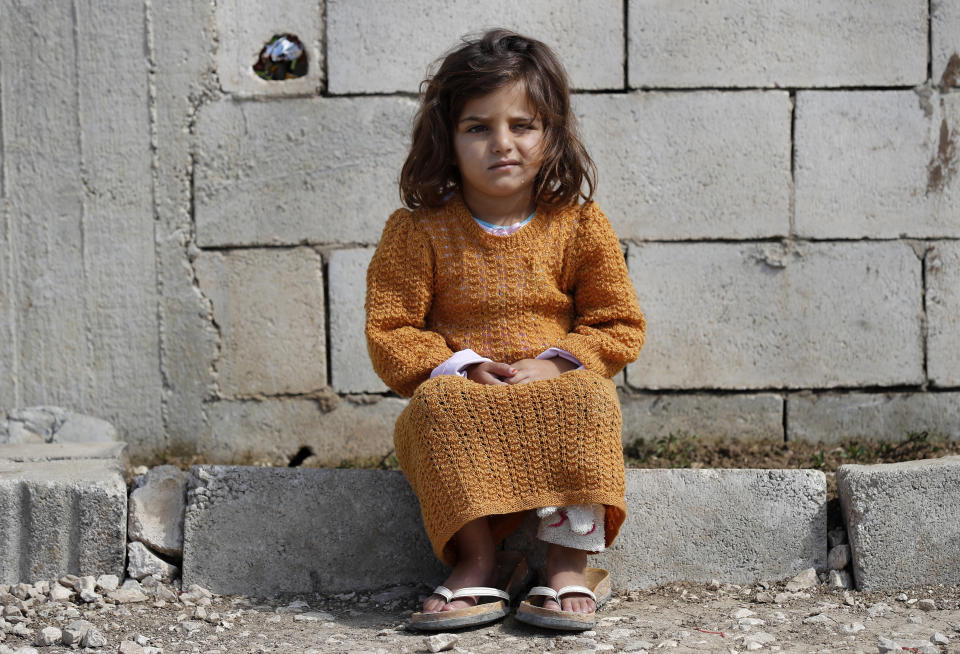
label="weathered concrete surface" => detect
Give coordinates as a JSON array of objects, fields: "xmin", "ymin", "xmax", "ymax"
[
  {"xmin": 510, "ymin": 469, "xmax": 826, "ymax": 589},
  {"xmin": 328, "ymin": 248, "xmax": 387, "ymax": 394},
  {"xmin": 788, "ymin": 392, "xmax": 960, "ymax": 443},
  {"xmin": 326, "ymin": 0, "xmax": 623, "ymax": 93},
  {"xmin": 195, "ymin": 248, "xmax": 326, "ymax": 397},
  {"xmin": 0, "ymin": 442, "xmax": 127, "ymax": 464},
  {"xmin": 839, "ymin": 456, "xmax": 960, "ymax": 590},
  {"xmin": 1, "ymin": 407, "xmax": 117, "ymax": 445},
  {"xmin": 605, "ymin": 469, "xmax": 825, "ymax": 589},
  {"xmin": 0, "ymin": 451, "xmax": 127, "ymax": 584},
  {"xmin": 184, "ymin": 467, "xmax": 824, "ymax": 594},
  {"xmin": 216, "ymin": 0, "xmax": 323, "ymax": 96},
  {"xmin": 927, "ymin": 243, "xmax": 960, "ymax": 387},
  {"xmin": 619, "ymin": 392, "xmax": 784, "ymax": 444},
  {"xmin": 182, "ymin": 467, "xmax": 445, "ymax": 594},
  {"xmin": 128, "ymin": 465, "xmax": 189, "ymax": 557},
  {"xmin": 151, "ymin": 0, "xmax": 219, "ymax": 460},
  {"xmin": 628, "ymin": 0, "xmax": 927, "ymax": 88},
  {"xmin": 0, "ymin": 1, "xmax": 163, "ymax": 451},
  {"xmin": 795, "ymin": 91, "xmax": 960, "ymax": 238},
  {"xmin": 203, "ymin": 396, "xmax": 405, "ymax": 465},
  {"xmin": 576, "ymin": 92, "xmax": 791, "ymax": 240},
  {"xmin": 626, "ymin": 242, "xmax": 924, "ymax": 390},
  {"xmin": 194, "ymin": 97, "xmax": 416, "ymax": 247},
  {"xmin": 933, "ymin": 0, "xmax": 960, "ymax": 88}
]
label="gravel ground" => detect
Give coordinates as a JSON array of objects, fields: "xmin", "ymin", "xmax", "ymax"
[{"xmin": 3, "ymin": 577, "xmax": 959, "ymax": 654}]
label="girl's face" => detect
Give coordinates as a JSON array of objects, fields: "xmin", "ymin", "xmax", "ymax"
[{"xmin": 453, "ymin": 82, "xmax": 545, "ymax": 218}]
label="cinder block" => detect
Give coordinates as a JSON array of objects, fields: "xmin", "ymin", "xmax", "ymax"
[
  {"xmin": 204, "ymin": 396, "xmax": 405, "ymax": 466},
  {"xmin": 788, "ymin": 392, "xmax": 960, "ymax": 443},
  {"xmin": 216, "ymin": 0, "xmax": 322, "ymax": 96},
  {"xmin": 928, "ymin": 243, "xmax": 960, "ymax": 386},
  {"xmin": 619, "ymin": 392, "xmax": 784, "ymax": 444},
  {"xmin": 933, "ymin": 0, "xmax": 960, "ymax": 87},
  {"xmin": 839, "ymin": 457, "xmax": 960, "ymax": 590},
  {"xmin": 576, "ymin": 92, "xmax": 791, "ymax": 240},
  {"xmin": 182, "ymin": 467, "xmax": 445, "ymax": 594},
  {"xmin": 626, "ymin": 242, "xmax": 924, "ymax": 389},
  {"xmin": 195, "ymin": 97, "xmax": 416, "ymax": 247},
  {"xmin": 0, "ymin": 452, "xmax": 127, "ymax": 584},
  {"xmin": 628, "ymin": 0, "xmax": 927, "ymax": 88},
  {"xmin": 329, "ymin": 248, "xmax": 387, "ymax": 394},
  {"xmin": 326, "ymin": 0, "xmax": 623, "ymax": 94},
  {"xmin": 795, "ymin": 91, "xmax": 960, "ymax": 238},
  {"xmin": 505, "ymin": 468, "xmax": 826, "ymax": 588},
  {"xmin": 195, "ymin": 248, "xmax": 326, "ymax": 397}
]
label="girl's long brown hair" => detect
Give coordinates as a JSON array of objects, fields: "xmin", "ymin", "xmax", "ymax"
[{"xmin": 399, "ymin": 29, "xmax": 597, "ymax": 209}]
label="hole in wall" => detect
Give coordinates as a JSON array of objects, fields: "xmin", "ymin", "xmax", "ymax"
[
  {"xmin": 253, "ymin": 34, "xmax": 308, "ymax": 81},
  {"xmin": 288, "ymin": 446, "xmax": 314, "ymax": 467}
]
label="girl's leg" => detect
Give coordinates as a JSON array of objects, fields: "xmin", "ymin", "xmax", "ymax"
[
  {"xmin": 422, "ymin": 516, "xmax": 497, "ymax": 614},
  {"xmin": 543, "ymin": 543, "xmax": 595, "ymax": 614}
]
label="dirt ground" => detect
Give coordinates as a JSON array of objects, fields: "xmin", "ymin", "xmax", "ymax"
[{"xmin": 4, "ymin": 578, "xmax": 960, "ymax": 654}]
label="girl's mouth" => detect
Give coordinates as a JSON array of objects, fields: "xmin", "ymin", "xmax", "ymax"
[{"xmin": 489, "ymin": 160, "xmax": 520, "ymax": 170}]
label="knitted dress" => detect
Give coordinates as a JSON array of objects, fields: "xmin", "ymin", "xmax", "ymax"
[{"xmin": 365, "ymin": 194, "xmax": 645, "ymax": 565}]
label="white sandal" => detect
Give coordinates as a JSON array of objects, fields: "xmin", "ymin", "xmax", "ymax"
[
  {"xmin": 515, "ymin": 568, "xmax": 612, "ymax": 631},
  {"xmin": 409, "ymin": 551, "xmax": 528, "ymax": 631}
]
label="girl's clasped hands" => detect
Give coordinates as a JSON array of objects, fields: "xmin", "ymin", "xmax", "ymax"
[{"xmin": 465, "ymin": 357, "xmax": 577, "ymax": 385}]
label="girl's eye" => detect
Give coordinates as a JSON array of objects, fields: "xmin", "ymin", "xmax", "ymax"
[{"xmin": 466, "ymin": 125, "xmax": 487, "ymax": 134}]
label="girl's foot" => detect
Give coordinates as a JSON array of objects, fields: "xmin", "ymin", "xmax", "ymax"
[
  {"xmin": 422, "ymin": 517, "xmax": 496, "ymax": 614},
  {"xmin": 422, "ymin": 553, "xmax": 497, "ymax": 613},
  {"xmin": 543, "ymin": 543, "xmax": 595, "ymax": 614}
]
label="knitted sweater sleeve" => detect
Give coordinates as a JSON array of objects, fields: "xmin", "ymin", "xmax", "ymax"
[
  {"xmin": 552, "ymin": 202, "xmax": 646, "ymax": 377},
  {"xmin": 365, "ymin": 209, "xmax": 455, "ymax": 397}
]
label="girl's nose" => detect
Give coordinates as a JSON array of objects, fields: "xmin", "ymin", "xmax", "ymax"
[{"xmin": 491, "ymin": 127, "xmax": 512, "ymax": 153}]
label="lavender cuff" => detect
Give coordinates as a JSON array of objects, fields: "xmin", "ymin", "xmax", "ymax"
[
  {"xmin": 536, "ymin": 348, "xmax": 585, "ymax": 370},
  {"xmin": 430, "ymin": 349, "xmax": 493, "ymax": 378}
]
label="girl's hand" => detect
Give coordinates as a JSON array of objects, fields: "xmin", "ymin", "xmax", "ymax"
[
  {"xmin": 465, "ymin": 361, "xmax": 517, "ymax": 385},
  {"xmin": 505, "ymin": 357, "xmax": 577, "ymax": 384}
]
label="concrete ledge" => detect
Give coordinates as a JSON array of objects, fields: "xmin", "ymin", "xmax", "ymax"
[
  {"xmin": 0, "ymin": 449, "xmax": 127, "ymax": 584},
  {"xmin": 182, "ymin": 467, "xmax": 445, "ymax": 595},
  {"xmin": 183, "ymin": 467, "xmax": 826, "ymax": 595},
  {"xmin": 839, "ymin": 456, "xmax": 960, "ymax": 591}
]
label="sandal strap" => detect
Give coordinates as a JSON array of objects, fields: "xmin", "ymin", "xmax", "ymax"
[
  {"xmin": 555, "ymin": 585, "xmax": 597, "ymax": 602},
  {"xmin": 431, "ymin": 586, "xmax": 454, "ymax": 602},
  {"xmin": 432, "ymin": 585, "xmax": 509, "ymax": 602},
  {"xmin": 526, "ymin": 585, "xmax": 559, "ymax": 600},
  {"xmin": 449, "ymin": 586, "xmax": 509, "ymax": 601}
]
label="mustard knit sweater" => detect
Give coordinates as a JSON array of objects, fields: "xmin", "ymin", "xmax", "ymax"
[
  {"xmin": 365, "ymin": 195, "xmax": 646, "ymax": 564},
  {"xmin": 365, "ymin": 195, "xmax": 645, "ymax": 395}
]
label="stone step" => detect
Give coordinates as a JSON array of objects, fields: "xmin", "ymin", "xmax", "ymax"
[
  {"xmin": 0, "ymin": 443, "xmax": 128, "ymax": 584},
  {"xmin": 182, "ymin": 466, "xmax": 826, "ymax": 596},
  {"xmin": 839, "ymin": 455, "xmax": 960, "ymax": 591}
]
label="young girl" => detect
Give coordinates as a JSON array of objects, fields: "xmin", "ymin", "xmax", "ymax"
[{"xmin": 365, "ymin": 29, "xmax": 645, "ymax": 631}]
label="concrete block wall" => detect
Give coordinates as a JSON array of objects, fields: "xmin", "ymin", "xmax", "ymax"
[{"xmin": 1, "ymin": 0, "xmax": 958, "ymax": 464}]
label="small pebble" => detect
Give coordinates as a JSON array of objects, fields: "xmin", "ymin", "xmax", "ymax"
[
  {"xmin": 918, "ymin": 599, "xmax": 937, "ymax": 612},
  {"xmin": 425, "ymin": 633, "xmax": 459, "ymax": 652}
]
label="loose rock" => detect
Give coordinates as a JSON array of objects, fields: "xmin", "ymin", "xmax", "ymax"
[
  {"xmin": 932, "ymin": 632, "xmax": 950, "ymax": 644},
  {"xmin": 47, "ymin": 584, "xmax": 72, "ymax": 602},
  {"xmin": 34, "ymin": 626, "xmax": 61, "ymax": 646},
  {"xmin": 828, "ymin": 544, "xmax": 851, "ymax": 570},
  {"xmin": 81, "ymin": 626, "xmax": 108, "ymax": 648},
  {"xmin": 785, "ymin": 568, "xmax": 819, "ymax": 592},
  {"xmin": 918, "ymin": 598, "xmax": 937, "ymax": 612},
  {"xmin": 425, "ymin": 633, "xmax": 459, "ymax": 652},
  {"xmin": 828, "ymin": 569, "xmax": 853, "ymax": 590},
  {"xmin": 127, "ymin": 465, "xmax": 189, "ymax": 557},
  {"xmin": 878, "ymin": 636, "xmax": 902, "ymax": 653},
  {"xmin": 96, "ymin": 575, "xmax": 120, "ymax": 592},
  {"xmin": 61, "ymin": 620, "xmax": 92, "ymax": 645},
  {"xmin": 118, "ymin": 641, "xmax": 145, "ymax": 654},
  {"xmin": 126, "ymin": 542, "xmax": 179, "ymax": 582}
]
